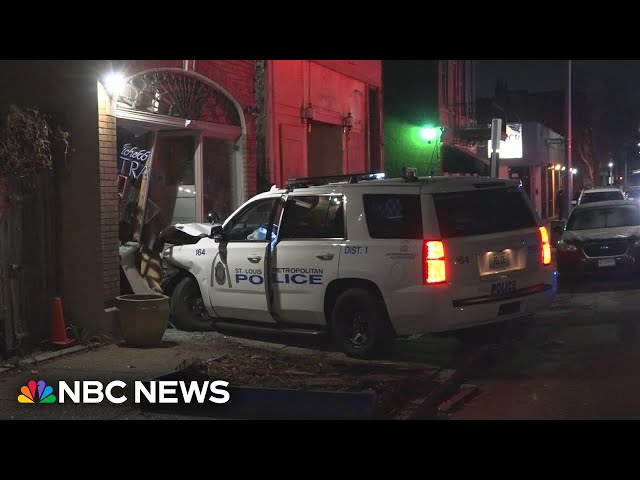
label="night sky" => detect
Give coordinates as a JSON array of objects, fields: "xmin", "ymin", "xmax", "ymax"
[{"xmin": 476, "ymin": 60, "xmax": 640, "ymax": 166}]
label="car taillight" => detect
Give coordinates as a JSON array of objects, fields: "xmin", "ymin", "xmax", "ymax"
[
  {"xmin": 423, "ymin": 240, "xmax": 446, "ymax": 284},
  {"xmin": 539, "ymin": 226, "xmax": 552, "ymax": 265}
]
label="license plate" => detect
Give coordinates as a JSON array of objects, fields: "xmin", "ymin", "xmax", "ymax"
[
  {"xmin": 598, "ymin": 258, "xmax": 616, "ymax": 267},
  {"xmin": 498, "ymin": 301, "xmax": 521, "ymax": 315},
  {"xmin": 489, "ymin": 252, "xmax": 510, "ymax": 269},
  {"xmin": 491, "ymin": 280, "xmax": 517, "ymax": 296}
]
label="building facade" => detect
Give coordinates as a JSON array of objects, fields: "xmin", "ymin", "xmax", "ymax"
[
  {"xmin": 263, "ymin": 61, "xmax": 383, "ymax": 187},
  {"xmin": 0, "ymin": 59, "xmax": 383, "ymax": 340},
  {"xmin": 383, "ymin": 60, "xmax": 488, "ymax": 178},
  {"xmin": 477, "ymin": 84, "xmax": 596, "ymax": 195},
  {"xmin": 477, "ymin": 121, "xmax": 565, "ymax": 221}
]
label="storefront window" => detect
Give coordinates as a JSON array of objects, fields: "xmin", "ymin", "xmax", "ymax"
[{"xmin": 202, "ymin": 137, "xmax": 235, "ymax": 222}]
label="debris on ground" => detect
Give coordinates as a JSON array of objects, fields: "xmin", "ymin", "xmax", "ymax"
[
  {"xmin": 437, "ymin": 384, "xmax": 479, "ymax": 414},
  {"xmin": 175, "ymin": 347, "xmax": 440, "ymax": 418}
]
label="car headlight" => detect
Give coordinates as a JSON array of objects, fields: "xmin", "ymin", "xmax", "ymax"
[
  {"xmin": 557, "ymin": 242, "xmax": 578, "ymax": 253},
  {"xmin": 162, "ymin": 245, "xmax": 178, "ymax": 267}
]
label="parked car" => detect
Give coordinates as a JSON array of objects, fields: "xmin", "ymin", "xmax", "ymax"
[
  {"xmin": 625, "ymin": 185, "xmax": 640, "ymax": 201},
  {"xmin": 160, "ymin": 173, "xmax": 557, "ymax": 358},
  {"xmin": 573, "ymin": 187, "xmax": 625, "ymax": 206},
  {"xmin": 556, "ymin": 199, "xmax": 640, "ymax": 282}
]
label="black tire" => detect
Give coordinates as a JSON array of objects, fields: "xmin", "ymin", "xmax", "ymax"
[
  {"xmin": 170, "ymin": 276, "xmax": 215, "ymax": 331},
  {"xmin": 330, "ymin": 288, "xmax": 394, "ymax": 359}
]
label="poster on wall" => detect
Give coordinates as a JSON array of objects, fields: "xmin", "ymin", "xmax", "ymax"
[{"xmin": 117, "ymin": 128, "xmax": 155, "ymax": 243}]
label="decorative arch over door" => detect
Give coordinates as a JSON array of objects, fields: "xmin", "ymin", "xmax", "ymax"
[
  {"xmin": 113, "ymin": 69, "xmax": 247, "ymax": 232},
  {"xmin": 116, "ymin": 70, "xmax": 242, "ymax": 127}
]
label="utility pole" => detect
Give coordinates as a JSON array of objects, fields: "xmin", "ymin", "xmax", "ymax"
[
  {"xmin": 490, "ymin": 118, "xmax": 502, "ymax": 178},
  {"xmin": 625, "ymin": 152, "xmax": 628, "ymax": 191},
  {"xmin": 566, "ymin": 60, "xmax": 573, "ymax": 219}
]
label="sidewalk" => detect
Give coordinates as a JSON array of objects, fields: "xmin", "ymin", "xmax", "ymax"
[{"xmin": 0, "ymin": 328, "xmax": 464, "ymax": 420}]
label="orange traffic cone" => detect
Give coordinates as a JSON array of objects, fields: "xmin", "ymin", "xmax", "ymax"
[{"xmin": 51, "ymin": 297, "xmax": 75, "ymax": 348}]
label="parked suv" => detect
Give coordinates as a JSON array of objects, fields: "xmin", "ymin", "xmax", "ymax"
[
  {"xmin": 575, "ymin": 187, "xmax": 625, "ymax": 206},
  {"xmin": 556, "ymin": 200, "xmax": 640, "ymax": 281},
  {"xmin": 625, "ymin": 186, "xmax": 640, "ymax": 201},
  {"xmin": 161, "ymin": 173, "xmax": 557, "ymax": 358}
]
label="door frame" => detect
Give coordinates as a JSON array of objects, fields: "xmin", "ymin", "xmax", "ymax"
[{"xmin": 115, "ymin": 112, "xmax": 245, "ymax": 223}]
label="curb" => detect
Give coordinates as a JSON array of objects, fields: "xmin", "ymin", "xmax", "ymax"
[
  {"xmin": 0, "ymin": 342, "xmax": 102, "ymax": 375},
  {"xmin": 394, "ymin": 344, "xmax": 494, "ymax": 420}
]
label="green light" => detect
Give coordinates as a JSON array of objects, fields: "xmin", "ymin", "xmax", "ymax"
[{"xmin": 419, "ymin": 125, "xmax": 441, "ymax": 142}]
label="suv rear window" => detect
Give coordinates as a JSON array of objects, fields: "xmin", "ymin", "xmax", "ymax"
[
  {"xmin": 433, "ymin": 187, "xmax": 537, "ymax": 238},
  {"xmin": 567, "ymin": 204, "xmax": 640, "ymax": 230},
  {"xmin": 362, "ymin": 194, "xmax": 423, "ymax": 239},
  {"xmin": 581, "ymin": 190, "xmax": 624, "ymax": 204}
]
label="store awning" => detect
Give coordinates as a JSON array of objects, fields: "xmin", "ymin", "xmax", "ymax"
[{"xmin": 441, "ymin": 144, "xmax": 489, "ymax": 175}]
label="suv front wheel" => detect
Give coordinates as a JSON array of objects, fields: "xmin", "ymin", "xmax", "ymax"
[
  {"xmin": 170, "ymin": 276, "xmax": 215, "ymax": 331},
  {"xmin": 330, "ymin": 288, "xmax": 394, "ymax": 359}
]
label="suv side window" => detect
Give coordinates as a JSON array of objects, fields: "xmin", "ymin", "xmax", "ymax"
[
  {"xmin": 362, "ymin": 194, "xmax": 423, "ymax": 239},
  {"xmin": 225, "ymin": 198, "xmax": 278, "ymax": 242},
  {"xmin": 279, "ymin": 195, "xmax": 345, "ymax": 239}
]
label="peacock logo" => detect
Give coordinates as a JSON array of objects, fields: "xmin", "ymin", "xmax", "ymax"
[{"xmin": 18, "ymin": 380, "xmax": 57, "ymax": 404}]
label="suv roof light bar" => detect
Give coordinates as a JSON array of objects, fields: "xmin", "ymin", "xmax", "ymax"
[{"xmin": 285, "ymin": 172, "xmax": 385, "ymax": 189}]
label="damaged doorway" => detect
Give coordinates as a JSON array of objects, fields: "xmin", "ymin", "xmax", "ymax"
[
  {"xmin": 143, "ymin": 131, "xmax": 199, "ymax": 253},
  {"xmin": 117, "ymin": 124, "xmax": 238, "ymax": 294},
  {"xmin": 307, "ymin": 121, "xmax": 343, "ymax": 177}
]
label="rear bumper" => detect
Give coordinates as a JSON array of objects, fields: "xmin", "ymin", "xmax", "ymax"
[
  {"xmin": 389, "ymin": 270, "xmax": 558, "ymax": 335},
  {"xmin": 452, "ymin": 283, "xmax": 553, "ymax": 307},
  {"xmin": 557, "ymin": 252, "xmax": 640, "ymax": 276}
]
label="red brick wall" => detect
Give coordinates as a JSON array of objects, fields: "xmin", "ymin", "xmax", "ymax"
[
  {"xmin": 268, "ymin": 60, "xmax": 382, "ymax": 186},
  {"xmin": 313, "ymin": 60, "xmax": 382, "ymax": 88}
]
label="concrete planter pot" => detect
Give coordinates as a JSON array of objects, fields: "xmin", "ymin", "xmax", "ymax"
[{"xmin": 115, "ymin": 294, "xmax": 169, "ymax": 347}]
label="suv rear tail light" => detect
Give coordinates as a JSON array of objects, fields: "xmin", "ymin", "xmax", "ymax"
[
  {"xmin": 424, "ymin": 240, "xmax": 446, "ymax": 284},
  {"xmin": 539, "ymin": 226, "xmax": 552, "ymax": 265}
]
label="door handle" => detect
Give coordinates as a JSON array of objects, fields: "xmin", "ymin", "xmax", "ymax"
[
  {"xmin": 247, "ymin": 255, "xmax": 262, "ymax": 263},
  {"xmin": 315, "ymin": 252, "xmax": 334, "ymax": 260}
]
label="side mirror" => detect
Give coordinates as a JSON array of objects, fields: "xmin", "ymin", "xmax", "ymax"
[
  {"xmin": 206, "ymin": 211, "xmax": 221, "ymax": 224},
  {"xmin": 553, "ymin": 224, "xmax": 563, "ymax": 235},
  {"xmin": 210, "ymin": 224, "xmax": 225, "ymax": 242},
  {"xmin": 571, "ymin": 200, "xmax": 577, "ymax": 206}
]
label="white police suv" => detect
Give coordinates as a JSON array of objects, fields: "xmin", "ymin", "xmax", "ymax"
[{"xmin": 160, "ymin": 172, "xmax": 557, "ymax": 358}]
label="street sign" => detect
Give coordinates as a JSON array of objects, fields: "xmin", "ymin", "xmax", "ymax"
[{"xmin": 545, "ymin": 138, "xmax": 564, "ymax": 145}]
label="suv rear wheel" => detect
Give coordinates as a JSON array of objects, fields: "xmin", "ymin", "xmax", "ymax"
[{"xmin": 330, "ymin": 288, "xmax": 394, "ymax": 359}]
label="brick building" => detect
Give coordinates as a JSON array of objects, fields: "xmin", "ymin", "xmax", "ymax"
[
  {"xmin": 383, "ymin": 60, "xmax": 488, "ymax": 177},
  {"xmin": 0, "ymin": 59, "xmax": 382, "ymax": 339}
]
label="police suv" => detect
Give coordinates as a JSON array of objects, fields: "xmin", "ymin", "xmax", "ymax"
[{"xmin": 160, "ymin": 172, "xmax": 557, "ymax": 358}]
